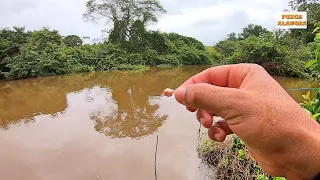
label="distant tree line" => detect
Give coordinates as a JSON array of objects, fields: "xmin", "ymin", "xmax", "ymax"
[
  {"xmin": 0, "ymin": 27, "xmax": 215, "ymax": 80},
  {"xmin": 0, "ymin": 0, "xmax": 319, "ymax": 80},
  {"xmin": 211, "ymin": 0, "xmax": 320, "ymax": 78}
]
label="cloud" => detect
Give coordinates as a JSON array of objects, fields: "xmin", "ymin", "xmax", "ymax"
[
  {"xmin": 0, "ymin": 0, "xmax": 290, "ymax": 45},
  {"xmin": 151, "ymin": 0, "xmax": 289, "ymax": 45},
  {"xmin": 0, "ymin": 0, "xmax": 105, "ymax": 41}
]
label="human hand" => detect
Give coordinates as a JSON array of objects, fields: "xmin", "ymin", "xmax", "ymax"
[{"xmin": 164, "ymin": 64, "xmax": 320, "ymax": 179}]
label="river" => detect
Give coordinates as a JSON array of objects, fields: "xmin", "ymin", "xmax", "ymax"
[{"xmin": 0, "ymin": 66, "xmax": 318, "ymax": 180}]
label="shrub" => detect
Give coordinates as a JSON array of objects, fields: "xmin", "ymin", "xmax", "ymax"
[{"xmin": 198, "ymin": 135, "xmax": 285, "ymax": 180}]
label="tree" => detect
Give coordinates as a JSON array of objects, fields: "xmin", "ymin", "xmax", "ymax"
[
  {"xmin": 215, "ymin": 38, "xmax": 240, "ymax": 58},
  {"xmin": 63, "ymin": 35, "xmax": 83, "ymax": 47},
  {"xmin": 305, "ymin": 25, "xmax": 320, "ymax": 77},
  {"xmin": 89, "ymin": 71, "xmax": 169, "ymax": 139},
  {"xmin": 0, "ymin": 27, "xmax": 30, "ymax": 76},
  {"xmin": 289, "ymin": 2, "xmax": 320, "ymax": 44},
  {"xmin": 226, "ymin": 32, "xmax": 237, "ymax": 41},
  {"xmin": 289, "ymin": 0, "xmax": 319, "ymax": 10},
  {"xmin": 3, "ymin": 28, "xmax": 65, "ymax": 79},
  {"xmin": 238, "ymin": 24, "xmax": 269, "ymax": 40},
  {"xmin": 83, "ymin": 0, "xmax": 166, "ymax": 44}
]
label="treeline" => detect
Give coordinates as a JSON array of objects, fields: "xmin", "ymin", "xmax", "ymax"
[
  {"xmin": 0, "ymin": 27, "xmax": 214, "ymax": 80},
  {"xmin": 211, "ymin": 1, "xmax": 320, "ymax": 78},
  {"xmin": 0, "ymin": 0, "xmax": 319, "ymax": 80},
  {"xmin": 211, "ymin": 24, "xmax": 314, "ymax": 78}
]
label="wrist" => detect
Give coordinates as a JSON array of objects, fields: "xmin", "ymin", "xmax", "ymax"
[{"xmin": 285, "ymin": 117, "xmax": 320, "ymax": 180}]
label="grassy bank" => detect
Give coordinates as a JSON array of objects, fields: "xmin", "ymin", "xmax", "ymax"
[{"xmin": 198, "ymin": 135, "xmax": 285, "ymax": 180}]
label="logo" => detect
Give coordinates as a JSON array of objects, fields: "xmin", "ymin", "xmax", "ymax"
[{"xmin": 277, "ymin": 12, "xmax": 307, "ymax": 29}]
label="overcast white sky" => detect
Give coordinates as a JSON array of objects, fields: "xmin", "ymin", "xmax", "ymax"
[{"xmin": 0, "ymin": 0, "xmax": 290, "ymax": 45}]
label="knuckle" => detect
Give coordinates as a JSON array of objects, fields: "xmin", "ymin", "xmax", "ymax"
[
  {"xmin": 240, "ymin": 63, "xmax": 263, "ymax": 70},
  {"xmin": 251, "ymin": 64, "xmax": 265, "ymax": 71},
  {"xmin": 185, "ymin": 86, "xmax": 205, "ymax": 107}
]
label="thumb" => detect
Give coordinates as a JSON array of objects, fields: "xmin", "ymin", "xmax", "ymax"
[{"xmin": 174, "ymin": 83, "xmax": 246, "ymax": 115}]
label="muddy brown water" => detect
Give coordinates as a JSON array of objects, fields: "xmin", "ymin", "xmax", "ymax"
[{"xmin": 0, "ymin": 66, "xmax": 318, "ymax": 180}]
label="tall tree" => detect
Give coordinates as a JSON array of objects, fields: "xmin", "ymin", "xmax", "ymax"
[
  {"xmin": 83, "ymin": 0, "xmax": 166, "ymax": 44},
  {"xmin": 238, "ymin": 24, "xmax": 269, "ymax": 40},
  {"xmin": 0, "ymin": 27, "xmax": 30, "ymax": 76},
  {"xmin": 63, "ymin": 35, "xmax": 83, "ymax": 47},
  {"xmin": 289, "ymin": 2, "xmax": 320, "ymax": 44},
  {"xmin": 226, "ymin": 32, "xmax": 237, "ymax": 41}
]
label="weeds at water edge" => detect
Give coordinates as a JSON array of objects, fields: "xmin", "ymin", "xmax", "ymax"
[{"xmin": 197, "ymin": 132, "xmax": 285, "ymax": 180}]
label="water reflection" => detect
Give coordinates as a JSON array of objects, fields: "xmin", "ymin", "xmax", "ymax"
[
  {"xmin": 89, "ymin": 79, "xmax": 169, "ymax": 138},
  {"xmin": 0, "ymin": 66, "xmax": 319, "ymax": 180},
  {"xmin": 0, "ymin": 66, "xmax": 209, "ymax": 138},
  {"xmin": 0, "ymin": 67, "xmax": 318, "ymax": 135}
]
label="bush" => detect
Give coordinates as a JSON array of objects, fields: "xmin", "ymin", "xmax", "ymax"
[
  {"xmin": 198, "ymin": 135, "xmax": 285, "ymax": 180},
  {"xmin": 206, "ymin": 46, "xmax": 223, "ymax": 65},
  {"xmin": 0, "ymin": 26, "xmax": 212, "ymax": 80},
  {"xmin": 235, "ymin": 33, "xmax": 286, "ymax": 64},
  {"xmin": 213, "ymin": 23, "xmax": 320, "ymax": 78},
  {"xmin": 300, "ymin": 91, "xmax": 320, "ymax": 122},
  {"xmin": 215, "ymin": 39, "xmax": 241, "ymax": 58}
]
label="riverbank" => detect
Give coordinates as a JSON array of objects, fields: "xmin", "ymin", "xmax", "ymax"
[
  {"xmin": 2, "ymin": 23, "xmax": 318, "ymax": 80},
  {"xmin": 1, "ymin": 66, "xmax": 318, "ymax": 180},
  {"xmin": 198, "ymin": 135, "xmax": 278, "ymax": 179},
  {"xmin": 0, "ymin": 28, "xmax": 215, "ymax": 80}
]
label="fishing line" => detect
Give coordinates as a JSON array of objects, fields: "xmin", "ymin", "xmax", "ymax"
[
  {"xmin": 154, "ymin": 135, "xmax": 159, "ymax": 180},
  {"xmin": 286, "ymin": 88, "xmax": 320, "ymax": 91}
]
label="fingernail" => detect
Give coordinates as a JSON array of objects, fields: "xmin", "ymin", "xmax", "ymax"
[
  {"xmin": 175, "ymin": 87, "xmax": 186, "ymax": 104},
  {"xmin": 200, "ymin": 118, "xmax": 205, "ymax": 124},
  {"xmin": 214, "ymin": 133, "xmax": 222, "ymax": 141}
]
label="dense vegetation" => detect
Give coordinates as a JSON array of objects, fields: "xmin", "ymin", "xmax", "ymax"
[
  {"xmin": 301, "ymin": 24, "xmax": 320, "ymax": 120},
  {"xmin": 0, "ymin": 27, "xmax": 213, "ymax": 80},
  {"xmin": 211, "ymin": 3, "xmax": 320, "ymax": 77},
  {"xmin": 1, "ymin": 0, "xmax": 320, "ymax": 80},
  {"xmin": 0, "ymin": 0, "xmax": 213, "ymax": 80},
  {"xmin": 210, "ymin": 0, "xmax": 320, "ymax": 78}
]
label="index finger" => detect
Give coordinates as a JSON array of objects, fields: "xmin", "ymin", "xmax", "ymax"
[{"xmin": 179, "ymin": 65, "xmax": 233, "ymax": 88}]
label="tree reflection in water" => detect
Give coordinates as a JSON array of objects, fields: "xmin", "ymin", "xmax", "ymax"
[
  {"xmin": 90, "ymin": 72, "xmax": 170, "ymax": 139},
  {"xmin": 1, "ymin": 66, "xmax": 317, "ymax": 138},
  {"xmin": 3, "ymin": 66, "xmax": 284, "ymax": 139}
]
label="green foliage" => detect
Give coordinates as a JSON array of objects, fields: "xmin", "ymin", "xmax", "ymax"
[
  {"xmin": 305, "ymin": 25, "xmax": 320, "ymax": 77},
  {"xmin": 215, "ymin": 23, "xmax": 317, "ymax": 78},
  {"xmin": 235, "ymin": 33, "xmax": 286, "ymax": 64},
  {"xmin": 206, "ymin": 46, "xmax": 223, "ymax": 65},
  {"xmin": 302, "ymin": 26, "xmax": 320, "ymax": 125},
  {"xmin": 156, "ymin": 64, "xmax": 173, "ymax": 68},
  {"xmin": 199, "ymin": 136, "xmax": 286, "ymax": 179},
  {"xmin": 215, "ymin": 38, "xmax": 240, "ymax": 59},
  {"xmin": 0, "ymin": 26, "xmax": 214, "ymax": 80},
  {"xmin": 238, "ymin": 24, "xmax": 269, "ymax": 40},
  {"xmin": 63, "ymin": 35, "xmax": 83, "ymax": 47},
  {"xmin": 0, "ymin": 27, "xmax": 31, "ymax": 77},
  {"xmin": 300, "ymin": 90, "xmax": 320, "ymax": 122},
  {"xmin": 289, "ymin": 0, "xmax": 320, "ymax": 11},
  {"xmin": 3, "ymin": 28, "xmax": 66, "ymax": 79},
  {"xmin": 84, "ymin": 0, "xmax": 166, "ymax": 44},
  {"xmin": 289, "ymin": 2, "xmax": 320, "ymax": 44},
  {"xmin": 234, "ymin": 32, "xmax": 309, "ymax": 77},
  {"xmin": 166, "ymin": 33, "xmax": 206, "ymax": 51}
]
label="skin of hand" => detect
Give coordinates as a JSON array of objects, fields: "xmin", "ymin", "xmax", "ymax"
[{"xmin": 164, "ymin": 64, "xmax": 320, "ymax": 180}]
